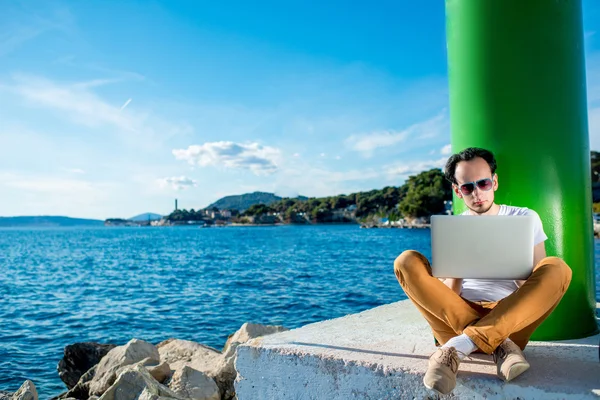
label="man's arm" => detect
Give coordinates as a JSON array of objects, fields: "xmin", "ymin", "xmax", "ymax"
[
  {"xmin": 516, "ymin": 241, "xmax": 547, "ymax": 288},
  {"xmin": 441, "ymin": 278, "xmax": 463, "ymax": 294}
]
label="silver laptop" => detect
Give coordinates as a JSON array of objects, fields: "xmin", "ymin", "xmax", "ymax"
[{"xmin": 430, "ymin": 215, "xmax": 535, "ymax": 279}]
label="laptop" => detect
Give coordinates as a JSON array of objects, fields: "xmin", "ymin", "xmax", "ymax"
[{"xmin": 430, "ymin": 215, "xmax": 535, "ymax": 279}]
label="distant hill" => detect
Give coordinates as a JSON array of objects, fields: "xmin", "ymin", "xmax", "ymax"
[
  {"xmin": 129, "ymin": 213, "xmax": 162, "ymax": 221},
  {"xmin": 207, "ymin": 191, "xmax": 308, "ymax": 211},
  {"xmin": 0, "ymin": 216, "xmax": 104, "ymax": 227}
]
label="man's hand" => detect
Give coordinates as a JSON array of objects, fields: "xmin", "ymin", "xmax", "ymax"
[
  {"xmin": 533, "ymin": 241, "xmax": 547, "ymax": 266},
  {"xmin": 516, "ymin": 242, "xmax": 547, "ymax": 288},
  {"xmin": 441, "ymin": 278, "xmax": 463, "ymax": 294}
]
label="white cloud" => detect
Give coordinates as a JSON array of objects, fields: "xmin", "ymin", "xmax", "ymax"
[
  {"xmin": 62, "ymin": 168, "xmax": 85, "ymax": 174},
  {"xmin": 270, "ymin": 163, "xmax": 382, "ymax": 198},
  {"xmin": 2, "ymin": 175, "xmax": 95, "ymax": 193},
  {"xmin": 0, "ymin": 172, "xmax": 114, "ymax": 218},
  {"xmin": 386, "ymin": 157, "xmax": 448, "ymax": 178},
  {"xmin": 345, "ymin": 129, "xmax": 409, "ymax": 154},
  {"xmin": 0, "ymin": 5, "xmax": 74, "ymax": 57},
  {"xmin": 157, "ymin": 176, "xmax": 198, "ymax": 190},
  {"xmin": 3, "ymin": 74, "xmax": 192, "ymax": 147},
  {"xmin": 8, "ymin": 74, "xmax": 131, "ymax": 128},
  {"xmin": 173, "ymin": 141, "xmax": 281, "ymax": 175},
  {"xmin": 345, "ymin": 112, "xmax": 448, "ymax": 157},
  {"xmin": 441, "ymin": 144, "xmax": 452, "ymax": 155}
]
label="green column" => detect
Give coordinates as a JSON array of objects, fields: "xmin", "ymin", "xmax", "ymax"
[{"xmin": 446, "ymin": 0, "xmax": 598, "ymax": 340}]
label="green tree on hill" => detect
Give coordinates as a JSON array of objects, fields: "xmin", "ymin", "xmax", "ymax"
[
  {"xmin": 243, "ymin": 204, "xmax": 274, "ymax": 216},
  {"xmin": 399, "ymin": 169, "xmax": 452, "ymax": 218},
  {"xmin": 592, "ymin": 151, "xmax": 600, "ymax": 183}
]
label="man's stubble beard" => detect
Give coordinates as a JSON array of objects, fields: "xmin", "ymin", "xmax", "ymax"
[{"xmin": 466, "ymin": 200, "xmax": 494, "ymax": 215}]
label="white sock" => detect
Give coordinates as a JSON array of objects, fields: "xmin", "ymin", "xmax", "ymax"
[{"xmin": 442, "ymin": 334, "xmax": 478, "ymax": 359}]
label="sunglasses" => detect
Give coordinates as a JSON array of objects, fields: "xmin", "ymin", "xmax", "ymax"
[{"xmin": 457, "ymin": 177, "xmax": 494, "ymax": 196}]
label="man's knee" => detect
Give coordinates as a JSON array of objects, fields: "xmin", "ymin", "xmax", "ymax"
[
  {"xmin": 394, "ymin": 250, "xmax": 427, "ymax": 279},
  {"xmin": 536, "ymin": 257, "xmax": 572, "ymax": 291}
]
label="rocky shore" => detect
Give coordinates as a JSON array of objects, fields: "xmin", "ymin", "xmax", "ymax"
[{"xmin": 3, "ymin": 323, "xmax": 287, "ymax": 400}]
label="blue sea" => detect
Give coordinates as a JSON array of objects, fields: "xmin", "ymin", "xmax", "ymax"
[{"xmin": 0, "ymin": 225, "xmax": 598, "ymax": 399}]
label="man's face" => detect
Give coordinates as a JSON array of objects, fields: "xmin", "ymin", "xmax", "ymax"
[{"xmin": 453, "ymin": 157, "xmax": 498, "ymax": 215}]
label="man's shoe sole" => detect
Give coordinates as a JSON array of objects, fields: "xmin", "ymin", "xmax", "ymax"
[
  {"xmin": 503, "ymin": 362, "xmax": 530, "ymax": 382},
  {"xmin": 423, "ymin": 380, "xmax": 453, "ymax": 396},
  {"xmin": 423, "ymin": 382, "xmax": 446, "ymax": 396}
]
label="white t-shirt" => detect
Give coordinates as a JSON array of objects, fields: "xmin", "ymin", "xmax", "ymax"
[{"xmin": 459, "ymin": 205, "xmax": 548, "ymax": 302}]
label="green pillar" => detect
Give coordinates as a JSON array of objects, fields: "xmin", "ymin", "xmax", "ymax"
[{"xmin": 446, "ymin": 0, "xmax": 598, "ymax": 340}]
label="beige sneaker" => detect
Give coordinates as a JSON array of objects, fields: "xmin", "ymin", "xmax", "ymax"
[
  {"xmin": 423, "ymin": 347, "xmax": 460, "ymax": 395},
  {"xmin": 493, "ymin": 340, "xmax": 530, "ymax": 382}
]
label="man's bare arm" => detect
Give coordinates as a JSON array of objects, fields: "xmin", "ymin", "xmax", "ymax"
[
  {"xmin": 441, "ymin": 278, "xmax": 463, "ymax": 294},
  {"xmin": 516, "ymin": 242, "xmax": 547, "ymax": 288}
]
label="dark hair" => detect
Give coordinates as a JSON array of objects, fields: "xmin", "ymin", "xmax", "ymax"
[{"xmin": 444, "ymin": 147, "xmax": 497, "ymax": 184}]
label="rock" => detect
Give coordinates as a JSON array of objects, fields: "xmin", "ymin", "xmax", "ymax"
[
  {"xmin": 158, "ymin": 339, "xmax": 222, "ymax": 375},
  {"xmin": 217, "ymin": 323, "xmax": 288, "ymax": 399},
  {"xmin": 98, "ymin": 365, "xmax": 182, "ymax": 400},
  {"xmin": 159, "ymin": 324, "xmax": 288, "ymax": 400},
  {"xmin": 158, "ymin": 340, "xmax": 222, "ymax": 397},
  {"xmin": 60, "ymin": 356, "xmax": 170, "ymax": 399},
  {"xmin": 56, "ymin": 364, "xmax": 97, "ymax": 399},
  {"xmin": 11, "ymin": 380, "xmax": 37, "ymax": 400},
  {"xmin": 0, "ymin": 391, "xmax": 11, "ymax": 400},
  {"xmin": 57, "ymin": 342, "xmax": 117, "ymax": 389},
  {"xmin": 114, "ymin": 357, "xmax": 172, "ymax": 384},
  {"xmin": 89, "ymin": 339, "xmax": 160, "ymax": 397},
  {"xmin": 147, "ymin": 362, "xmax": 172, "ymax": 384},
  {"xmin": 168, "ymin": 366, "xmax": 220, "ymax": 400}
]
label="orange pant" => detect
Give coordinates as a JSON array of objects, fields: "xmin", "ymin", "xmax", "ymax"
[{"xmin": 393, "ymin": 250, "xmax": 572, "ymax": 354}]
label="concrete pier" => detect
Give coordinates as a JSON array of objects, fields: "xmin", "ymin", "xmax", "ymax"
[{"xmin": 235, "ymin": 300, "xmax": 600, "ymax": 399}]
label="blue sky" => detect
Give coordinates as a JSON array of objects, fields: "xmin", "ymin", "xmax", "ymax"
[{"xmin": 2, "ymin": 1, "xmax": 600, "ymax": 219}]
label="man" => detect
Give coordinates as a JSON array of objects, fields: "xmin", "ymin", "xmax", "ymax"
[{"xmin": 393, "ymin": 147, "xmax": 572, "ymax": 395}]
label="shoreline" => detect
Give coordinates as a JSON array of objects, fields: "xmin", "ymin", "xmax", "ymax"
[{"xmin": 104, "ymin": 222, "xmax": 433, "ymax": 229}]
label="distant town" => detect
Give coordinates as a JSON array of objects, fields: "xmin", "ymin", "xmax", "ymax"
[
  {"xmin": 104, "ymin": 203, "xmax": 449, "ymax": 229},
  {"xmin": 105, "ymin": 168, "xmax": 453, "ymax": 228}
]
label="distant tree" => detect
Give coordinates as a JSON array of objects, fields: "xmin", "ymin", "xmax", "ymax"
[
  {"xmin": 382, "ymin": 186, "xmax": 400, "ymax": 210},
  {"xmin": 311, "ymin": 208, "xmax": 333, "ymax": 222},
  {"xmin": 398, "ymin": 168, "xmax": 452, "ymax": 218},
  {"xmin": 592, "ymin": 151, "xmax": 600, "ymax": 183},
  {"xmin": 330, "ymin": 196, "xmax": 348, "ymax": 210},
  {"xmin": 243, "ymin": 204, "xmax": 274, "ymax": 216}
]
